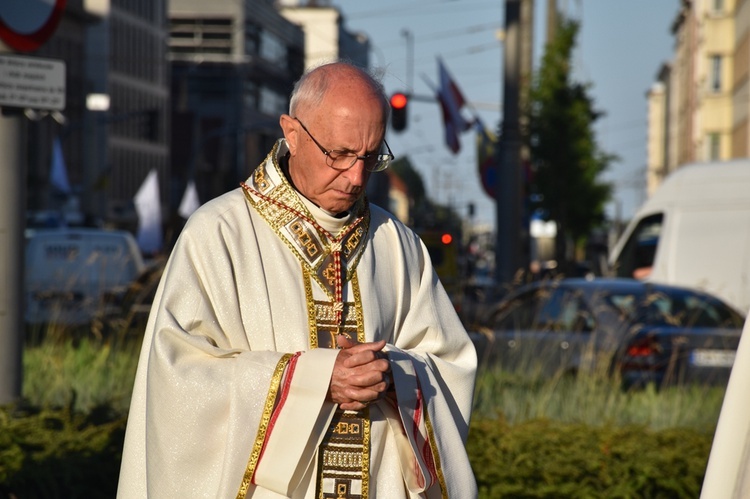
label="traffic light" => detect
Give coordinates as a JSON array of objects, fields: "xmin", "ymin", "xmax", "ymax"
[{"xmin": 390, "ymin": 92, "xmax": 408, "ymax": 132}]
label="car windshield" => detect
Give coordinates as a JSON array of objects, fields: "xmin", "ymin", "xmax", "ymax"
[{"xmin": 603, "ymin": 287, "xmax": 744, "ymax": 329}]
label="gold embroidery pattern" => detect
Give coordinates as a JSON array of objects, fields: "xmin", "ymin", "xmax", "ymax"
[
  {"xmin": 241, "ymin": 183, "xmax": 370, "ymax": 304},
  {"xmin": 251, "ymin": 162, "xmax": 271, "ymax": 193},
  {"xmin": 315, "ymin": 302, "xmax": 357, "ymax": 349},
  {"xmin": 344, "ymin": 226, "xmax": 363, "ymax": 257},
  {"xmin": 425, "ymin": 411, "xmax": 448, "ymax": 499},
  {"xmin": 239, "ymin": 141, "xmax": 370, "ymax": 298},
  {"xmin": 318, "ymin": 411, "xmax": 370, "ymax": 499},
  {"xmin": 303, "ymin": 269, "xmax": 368, "ymax": 499},
  {"xmin": 322, "ymin": 262, "xmax": 337, "ymax": 287},
  {"xmin": 236, "ymin": 354, "xmax": 293, "ymax": 499},
  {"xmin": 351, "ymin": 274, "xmax": 365, "ymax": 343},
  {"xmin": 303, "ymin": 266, "xmax": 320, "ymax": 348},
  {"xmin": 289, "ymin": 220, "xmax": 323, "ymax": 261},
  {"xmin": 242, "ymin": 142, "xmax": 371, "ymax": 498}
]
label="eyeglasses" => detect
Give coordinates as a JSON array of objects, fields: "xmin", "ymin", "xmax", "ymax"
[{"xmin": 295, "ymin": 118, "xmax": 394, "ymax": 172}]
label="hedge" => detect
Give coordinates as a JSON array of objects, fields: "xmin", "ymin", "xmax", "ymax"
[
  {"xmin": 1, "ymin": 407, "xmax": 712, "ymax": 498},
  {"xmin": 468, "ymin": 417, "xmax": 712, "ymax": 498},
  {"xmin": 0, "ymin": 403, "xmax": 126, "ymax": 499}
]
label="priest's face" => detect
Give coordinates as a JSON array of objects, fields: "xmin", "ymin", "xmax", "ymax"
[{"xmin": 283, "ymin": 86, "xmax": 387, "ymax": 214}]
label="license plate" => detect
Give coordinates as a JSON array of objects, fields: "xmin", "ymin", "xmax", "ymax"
[{"xmin": 690, "ymin": 349, "xmax": 736, "ymax": 368}]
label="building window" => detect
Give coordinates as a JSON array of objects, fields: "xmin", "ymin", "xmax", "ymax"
[
  {"xmin": 710, "ymin": 55, "xmax": 722, "ymax": 92},
  {"xmin": 260, "ymin": 31, "xmax": 286, "ymax": 65},
  {"xmin": 259, "ymin": 87, "xmax": 287, "ymax": 116},
  {"xmin": 713, "ymin": 0, "xmax": 724, "ymax": 14},
  {"xmin": 708, "ymin": 133, "xmax": 721, "ymax": 160},
  {"xmin": 169, "ymin": 18, "xmax": 233, "ymax": 58}
]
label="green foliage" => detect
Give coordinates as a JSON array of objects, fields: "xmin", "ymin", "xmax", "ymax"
[
  {"xmin": 22, "ymin": 335, "xmax": 140, "ymax": 414},
  {"xmin": 390, "ymin": 156, "xmax": 462, "ymax": 232},
  {"xmin": 4, "ymin": 333, "xmax": 724, "ymax": 497},
  {"xmin": 468, "ymin": 418, "xmax": 712, "ymax": 498},
  {"xmin": 473, "ymin": 366, "xmax": 725, "ymax": 431},
  {"xmin": 0, "ymin": 403, "xmax": 126, "ymax": 498},
  {"xmin": 527, "ymin": 17, "xmax": 615, "ymax": 264},
  {"xmin": 390, "ymin": 156, "xmax": 426, "ymax": 203}
]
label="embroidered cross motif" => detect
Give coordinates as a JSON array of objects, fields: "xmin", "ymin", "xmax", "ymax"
[
  {"xmin": 322, "ymin": 263, "xmax": 337, "ymax": 286},
  {"xmin": 241, "ymin": 180, "xmax": 364, "ymax": 336}
]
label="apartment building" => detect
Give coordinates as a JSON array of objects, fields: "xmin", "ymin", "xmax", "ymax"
[
  {"xmin": 106, "ymin": 0, "xmax": 170, "ymax": 228},
  {"xmin": 647, "ymin": 0, "xmax": 738, "ymax": 196},
  {"xmin": 277, "ymin": 0, "xmax": 369, "ymax": 70},
  {"xmin": 167, "ymin": 0, "xmax": 372, "ymax": 207},
  {"xmin": 168, "ymin": 0, "xmax": 305, "ymax": 205},
  {"xmin": 27, "ymin": 0, "xmax": 170, "ymax": 229}
]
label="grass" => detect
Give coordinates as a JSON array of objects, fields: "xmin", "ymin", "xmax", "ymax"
[
  {"xmin": 19, "ymin": 331, "xmax": 727, "ymax": 434},
  {"xmin": 472, "ymin": 365, "xmax": 726, "ymax": 431},
  {"xmin": 22, "ymin": 333, "xmax": 141, "ymax": 415}
]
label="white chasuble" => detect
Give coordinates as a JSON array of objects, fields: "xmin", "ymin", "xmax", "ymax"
[{"xmin": 117, "ymin": 139, "xmax": 478, "ymax": 498}]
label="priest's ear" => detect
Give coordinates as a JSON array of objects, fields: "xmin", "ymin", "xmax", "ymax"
[{"xmin": 279, "ymin": 114, "xmax": 299, "ymax": 155}]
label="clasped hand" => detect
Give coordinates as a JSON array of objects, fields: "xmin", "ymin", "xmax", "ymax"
[{"xmin": 328, "ymin": 335, "xmax": 392, "ymax": 411}]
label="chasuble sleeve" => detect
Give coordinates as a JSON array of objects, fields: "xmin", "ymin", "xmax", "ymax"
[
  {"xmin": 118, "ymin": 194, "xmax": 342, "ymax": 498},
  {"xmin": 365, "ymin": 212, "xmax": 478, "ymax": 498}
]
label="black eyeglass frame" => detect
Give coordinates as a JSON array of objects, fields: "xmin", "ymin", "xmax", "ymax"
[{"xmin": 294, "ymin": 117, "xmax": 394, "ymax": 172}]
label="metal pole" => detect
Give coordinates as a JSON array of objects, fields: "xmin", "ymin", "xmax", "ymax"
[
  {"xmin": 401, "ymin": 29, "xmax": 414, "ymax": 94},
  {"xmin": 496, "ymin": 0, "xmax": 523, "ymax": 285},
  {"xmin": 0, "ymin": 45, "xmax": 25, "ymax": 404}
]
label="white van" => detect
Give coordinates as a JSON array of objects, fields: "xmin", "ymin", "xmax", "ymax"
[
  {"xmin": 608, "ymin": 160, "xmax": 750, "ymax": 315},
  {"xmin": 25, "ymin": 228, "xmax": 146, "ymax": 327}
]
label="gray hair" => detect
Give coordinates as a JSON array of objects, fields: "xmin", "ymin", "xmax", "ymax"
[{"xmin": 289, "ymin": 61, "xmax": 390, "ymax": 121}]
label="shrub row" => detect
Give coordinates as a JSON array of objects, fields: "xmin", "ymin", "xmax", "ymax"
[
  {"xmin": 0, "ymin": 406, "xmax": 713, "ymax": 498},
  {"xmin": 0, "ymin": 403, "xmax": 126, "ymax": 499},
  {"xmin": 468, "ymin": 417, "xmax": 712, "ymax": 498}
]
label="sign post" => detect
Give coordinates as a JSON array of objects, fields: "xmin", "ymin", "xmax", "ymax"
[
  {"xmin": 0, "ymin": 0, "xmax": 67, "ymax": 405},
  {"xmin": 0, "ymin": 54, "xmax": 65, "ymax": 110}
]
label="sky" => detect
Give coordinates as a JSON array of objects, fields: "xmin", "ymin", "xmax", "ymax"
[{"xmin": 332, "ymin": 0, "xmax": 679, "ymax": 230}]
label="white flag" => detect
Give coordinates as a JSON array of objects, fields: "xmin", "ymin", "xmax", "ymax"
[
  {"xmin": 50, "ymin": 137, "xmax": 71, "ymax": 194},
  {"xmin": 134, "ymin": 169, "xmax": 163, "ymax": 254},
  {"xmin": 178, "ymin": 180, "xmax": 201, "ymax": 219}
]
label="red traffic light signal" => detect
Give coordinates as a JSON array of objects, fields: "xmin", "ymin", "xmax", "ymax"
[
  {"xmin": 390, "ymin": 92, "xmax": 409, "ymax": 132},
  {"xmin": 441, "ymin": 233, "xmax": 453, "ymax": 245},
  {"xmin": 391, "ymin": 92, "xmax": 408, "ymax": 109}
]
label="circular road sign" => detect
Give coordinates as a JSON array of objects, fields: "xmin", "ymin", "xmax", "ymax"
[{"xmin": 0, "ymin": 0, "xmax": 67, "ymax": 53}]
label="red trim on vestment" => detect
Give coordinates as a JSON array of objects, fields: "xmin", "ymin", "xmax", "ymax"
[{"xmin": 253, "ymin": 351, "xmax": 301, "ymax": 481}]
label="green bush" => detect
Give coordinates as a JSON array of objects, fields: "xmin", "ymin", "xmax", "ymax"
[
  {"xmin": 0, "ymin": 403, "xmax": 126, "ymax": 498},
  {"xmin": 1, "ymin": 335, "xmax": 721, "ymax": 497},
  {"xmin": 468, "ymin": 417, "xmax": 712, "ymax": 498}
]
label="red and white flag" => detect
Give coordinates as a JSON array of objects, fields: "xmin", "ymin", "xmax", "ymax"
[{"xmin": 437, "ymin": 58, "xmax": 472, "ymax": 154}]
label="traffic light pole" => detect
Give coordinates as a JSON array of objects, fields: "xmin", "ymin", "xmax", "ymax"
[{"xmin": 496, "ymin": 0, "xmax": 524, "ymax": 285}]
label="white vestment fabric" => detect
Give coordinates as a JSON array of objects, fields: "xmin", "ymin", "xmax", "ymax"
[
  {"xmin": 701, "ymin": 314, "xmax": 750, "ymax": 498},
  {"xmin": 117, "ymin": 140, "xmax": 478, "ymax": 498}
]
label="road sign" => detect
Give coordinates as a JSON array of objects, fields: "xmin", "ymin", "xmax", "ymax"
[
  {"xmin": 0, "ymin": 0, "xmax": 67, "ymax": 53},
  {"xmin": 0, "ymin": 54, "xmax": 65, "ymax": 110}
]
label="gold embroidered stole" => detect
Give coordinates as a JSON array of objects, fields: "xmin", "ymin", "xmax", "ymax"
[{"xmin": 241, "ymin": 142, "xmax": 372, "ymax": 499}]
